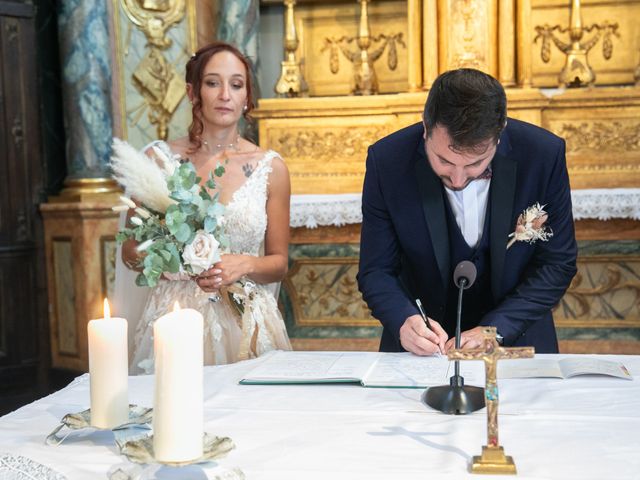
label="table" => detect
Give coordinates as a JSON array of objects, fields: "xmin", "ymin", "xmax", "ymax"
[{"xmin": 1, "ymin": 353, "xmax": 639, "ymax": 479}]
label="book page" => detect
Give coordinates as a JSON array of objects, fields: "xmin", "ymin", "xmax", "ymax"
[
  {"xmin": 559, "ymin": 358, "xmax": 633, "ymax": 380},
  {"xmin": 361, "ymin": 353, "xmax": 451, "ymax": 388},
  {"xmin": 497, "ymin": 359, "xmax": 564, "ymax": 379},
  {"xmin": 239, "ymin": 351, "xmax": 380, "ymax": 384}
]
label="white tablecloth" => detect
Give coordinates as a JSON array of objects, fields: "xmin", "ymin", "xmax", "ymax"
[
  {"xmin": 290, "ymin": 189, "xmax": 640, "ymax": 228},
  {"xmin": 1, "ymin": 353, "xmax": 639, "ymax": 479}
]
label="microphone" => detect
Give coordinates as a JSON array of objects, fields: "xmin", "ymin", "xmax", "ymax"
[
  {"xmin": 452, "ymin": 261, "xmax": 476, "ymax": 370},
  {"xmin": 454, "ymin": 260, "xmax": 477, "ymax": 290},
  {"xmin": 422, "ymin": 260, "xmax": 485, "ymax": 415}
]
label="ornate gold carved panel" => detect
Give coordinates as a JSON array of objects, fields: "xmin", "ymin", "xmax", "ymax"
[
  {"xmin": 555, "ymin": 256, "xmax": 640, "ymax": 328},
  {"xmin": 438, "ymin": 0, "xmax": 498, "ymax": 75},
  {"xmin": 110, "ymin": 0, "xmax": 197, "ymax": 145},
  {"xmin": 256, "ymin": 87, "xmax": 640, "ymax": 193},
  {"xmin": 293, "ymin": 0, "xmax": 409, "ymax": 96},
  {"xmin": 256, "ymin": 93, "xmax": 425, "ymax": 193},
  {"xmin": 541, "ymin": 88, "xmax": 640, "ymax": 188},
  {"xmin": 284, "ymin": 258, "xmax": 377, "ymax": 327}
]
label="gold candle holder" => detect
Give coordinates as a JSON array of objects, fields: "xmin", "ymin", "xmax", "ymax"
[
  {"xmin": 534, "ymin": 0, "xmax": 619, "ymax": 88},
  {"xmin": 275, "ymin": 0, "xmax": 308, "ymax": 97},
  {"xmin": 321, "ymin": 0, "xmax": 405, "ymax": 95}
]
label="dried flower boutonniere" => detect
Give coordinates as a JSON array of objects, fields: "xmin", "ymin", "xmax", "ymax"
[{"xmin": 507, "ymin": 202, "xmax": 553, "ymax": 249}]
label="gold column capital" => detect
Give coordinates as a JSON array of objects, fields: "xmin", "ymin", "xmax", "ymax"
[{"xmin": 50, "ymin": 178, "xmax": 122, "ymax": 203}]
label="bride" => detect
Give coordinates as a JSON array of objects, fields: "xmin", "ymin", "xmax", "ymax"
[{"xmin": 114, "ymin": 41, "xmax": 292, "ymax": 374}]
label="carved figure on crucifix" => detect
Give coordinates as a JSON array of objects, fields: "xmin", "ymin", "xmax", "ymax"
[{"xmin": 448, "ymin": 326, "xmax": 534, "ymax": 474}]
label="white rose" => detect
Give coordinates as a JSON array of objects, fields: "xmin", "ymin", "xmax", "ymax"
[{"xmin": 182, "ymin": 230, "xmax": 221, "ymax": 274}]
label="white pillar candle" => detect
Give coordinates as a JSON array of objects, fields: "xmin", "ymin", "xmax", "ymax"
[
  {"xmin": 87, "ymin": 299, "xmax": 129, "ymax": 428},
  {"xmin": 153, "ymin": 303, "xmax": 203, "ymax": 462}
]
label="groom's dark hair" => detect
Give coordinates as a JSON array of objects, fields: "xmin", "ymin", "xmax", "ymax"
[{"xmin": 423, "ymin": 68, "xmax": 507, "ymax": 153}]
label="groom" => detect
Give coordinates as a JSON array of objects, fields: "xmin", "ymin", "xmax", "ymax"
[{"xmin": 357, "ymin": 68, "xmax": 577, "ymax": 355}]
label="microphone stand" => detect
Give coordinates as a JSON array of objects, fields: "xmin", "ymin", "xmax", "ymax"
[{"xmin": 422, "ymin": 262, "xmax": 485, "ymax": 415}]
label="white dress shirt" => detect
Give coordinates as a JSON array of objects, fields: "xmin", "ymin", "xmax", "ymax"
[{"xmin": 444, "ymin": 178, "xmax": 491, "ymax": 248}]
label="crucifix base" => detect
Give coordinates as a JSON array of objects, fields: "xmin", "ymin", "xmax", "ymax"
[{"xmin": 471, "ymin": 446, "xmax": 517, "ymax": 475}]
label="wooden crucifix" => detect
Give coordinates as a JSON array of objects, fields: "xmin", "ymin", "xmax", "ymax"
[{"xmin": 448, "ymin": 326, "xmax": 534, "ymax": 475}]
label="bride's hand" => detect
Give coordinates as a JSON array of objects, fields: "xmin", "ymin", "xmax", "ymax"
[
  {"xmin": 195, "ymin": 267, "xmax": 222, "ymax": 292},
  {"xmin": 213, "ymin": 254, "xmax": 255, "ymax": 285},
  {"xmin": 196, "ymin": 254, "xmax": 253, "ymax": 289}
]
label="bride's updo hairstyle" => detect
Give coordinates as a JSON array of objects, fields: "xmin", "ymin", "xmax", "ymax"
[{"xmin": 186, "ymin": 41, "xmax": 256, "ymax": 152}]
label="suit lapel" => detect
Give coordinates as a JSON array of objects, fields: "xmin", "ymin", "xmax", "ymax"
[
  {"xmin": 489, "ymin": 136, "xmax": 517, "ymax": 301},
  {"xmin": 414, "ymin": 143, "xmax": 450, "ymax": 291}
]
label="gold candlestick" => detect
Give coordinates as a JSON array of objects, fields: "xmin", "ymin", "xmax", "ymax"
[
  {"xmin": 448, "ymin": 327, "xmax": 534, "ymax": 475},
  {"xmin": 275, "ymin": 0, "xmax": 308, "ymax": 97},
  {"xmin": 534, "ymin": 0, "xmax": 619, "ymax": 88},
  {"xmin": 321, "ymin": 0, "xmax": 405, "ymax": 95}
]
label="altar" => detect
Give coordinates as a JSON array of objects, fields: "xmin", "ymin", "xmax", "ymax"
[
  {"xmin": 0, "ymin": 352, "xmax": 638, "ymax": 479},
  {"xmin": 33, "ymin": 0, "xmax": 640, "ymax": 379}
]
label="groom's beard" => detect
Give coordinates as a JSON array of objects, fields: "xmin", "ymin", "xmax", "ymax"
[
  {"xmin": 440, "ymin": 166, "xmax": 492, "ymax": 191},
  {"xmin": 441, "ymin": 177, "xmax": 472, "ymax": 191}
]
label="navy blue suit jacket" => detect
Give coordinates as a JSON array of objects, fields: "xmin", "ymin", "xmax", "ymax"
[{"xmin": 357, "ymin": 119, "xmax": 578, "ymax": 353}]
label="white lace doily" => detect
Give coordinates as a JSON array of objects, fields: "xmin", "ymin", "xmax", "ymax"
[
  {"xmin": 290, "ymin": 189, "xmax": 640, "ymax": 228},
  {"xmin": 290, "ymin": 194, "xmax": 362, "ymax": 228},
  {"xmin": 571, "ymin": 188, "xmax": 640, "ymax": 221},
  {"xmin": 0, "ymin": 454, "xmax": 67, "ymax": 480}
]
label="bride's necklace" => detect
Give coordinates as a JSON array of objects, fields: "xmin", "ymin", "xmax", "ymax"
[{"xmin": 201, "ymin": 134, "xmax": 241, "ymax": 154}]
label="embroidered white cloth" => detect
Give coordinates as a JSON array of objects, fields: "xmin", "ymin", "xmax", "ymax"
[
  {"xmin": 571, "ymin": 188, "xmax": 640, "ymax": 220},
  {"xmin": 290, "ymin": 188, "xmax": 640, "ymax": 228},
  {"xmin": 0, "ymin": 454, "xmax": 67, "ymax": 480},
  {"xmin": 290, "ymin": 194, "xmax": 362, "ymax": 228}
]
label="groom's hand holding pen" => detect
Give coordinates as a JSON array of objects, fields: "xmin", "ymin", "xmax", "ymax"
[
  {"xmin": 398, "ymin": 299, "xmax": 448, "ymax": 356},
  {"xmin": 416, "ymin": 299, "xmax": 446, "ymax": 355}
]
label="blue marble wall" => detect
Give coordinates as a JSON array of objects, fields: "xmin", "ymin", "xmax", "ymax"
[
  {"xmin": 218, "ymin": 0, "xmax": 260, "ymax": 91},
  {"xmin": 58, "ymin": 0, "xmax": 113, "ymax": 178}
]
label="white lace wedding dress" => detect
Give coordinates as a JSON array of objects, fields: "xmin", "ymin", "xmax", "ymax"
[{"xmin": 118, "ymin": 141, "xmax": 292, "ymax": 374}]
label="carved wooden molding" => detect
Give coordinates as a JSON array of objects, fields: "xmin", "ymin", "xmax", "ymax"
[
  {"xmin": 556, "ymin": 121, "xmax": 640, "ymax": 153},
  {"xmin": 267, "ymin": 126, "xmax": 390, "ymax": 161}
]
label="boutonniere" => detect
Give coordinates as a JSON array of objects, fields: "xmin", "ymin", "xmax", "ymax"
[{"xmin": 507, "ymin": 202, "xmax": 553, "ymax": 249}]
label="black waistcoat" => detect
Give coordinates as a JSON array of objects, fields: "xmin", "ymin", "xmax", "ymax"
[{"xmin": 442, "ymin": 189, "xmax": 495, "ymax": 337}]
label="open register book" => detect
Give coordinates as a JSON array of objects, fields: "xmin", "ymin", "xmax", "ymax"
[
  {"xmin": 239, "ymin": 351, "xmax": 483, "ymax": 388},
  {"xmin": 239, "ymin": 352, "xmax": 633, "ymax": 388},
  {"xmin": 498, "ymin": 357, "xmax": 633, "ymax": 380}
]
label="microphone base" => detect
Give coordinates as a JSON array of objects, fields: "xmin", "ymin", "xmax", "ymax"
[{"xmin": 422, "ymin": 376, "xmax": 485, "ymax": 415}]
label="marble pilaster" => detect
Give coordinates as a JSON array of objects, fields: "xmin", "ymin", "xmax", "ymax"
[{"xmin": 57, "ymin": 0, "xmax": 113, "ymax": 184}]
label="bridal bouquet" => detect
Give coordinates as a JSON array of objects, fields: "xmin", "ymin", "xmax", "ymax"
[{"xmin": 110, "ymin": 139, "xmax": 229, "ymax": 287}]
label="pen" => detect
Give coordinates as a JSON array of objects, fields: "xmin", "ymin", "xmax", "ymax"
[{"xmin": 416, "ymin": 298, "xmax": 443, "ymax": 355}]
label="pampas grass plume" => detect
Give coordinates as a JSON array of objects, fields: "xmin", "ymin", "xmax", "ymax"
[{"xmin": 110, "ymin": 138, "xmax": 176, "ymax": 213}]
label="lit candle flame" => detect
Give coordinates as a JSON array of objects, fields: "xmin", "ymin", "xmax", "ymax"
[
  {"xmin": 103, "ymin": 298, "xmax": 111, "ymax": 319},
  {"xmin": 173, "ymin": 301, "xmax": 181, "ymax": 312}
]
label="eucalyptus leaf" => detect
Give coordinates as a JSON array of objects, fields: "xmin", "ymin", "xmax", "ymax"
[
  {"xmin": 173, "ymin": 190, "xmax": 193, "ymax": 202},
  {"xmin": 159, "ymin": 249, "xmax": 173, "ymax": 262},
  {"xmin": 204, "ymin": 216, "xmax": 217, "ymax": 233},
  {"xmin": 167, "ymin": 251, "xmax": 180, "ymax": 272},
  {"xmin": 175, "ymin": 223, "xmax": 193, "ymax": 243},
  {"xmin": 208, "ymin": 202, "xmax": 225, "ymax": 218}
]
